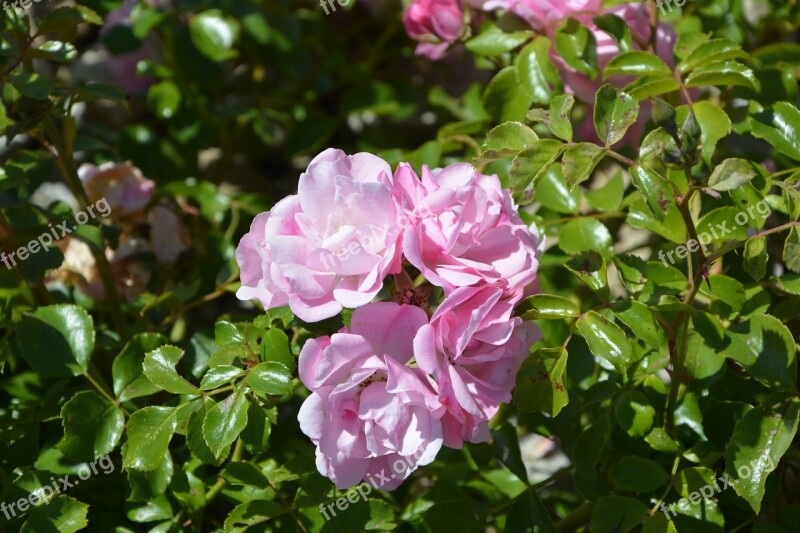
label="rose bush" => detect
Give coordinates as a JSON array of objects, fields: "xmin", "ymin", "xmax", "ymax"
[{"xmin": 1, "ymin": 1, "xmax": 799, "ymax": 532}]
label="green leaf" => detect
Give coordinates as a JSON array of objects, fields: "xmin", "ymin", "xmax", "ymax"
[
  {"xmin": 725, "ymin": 401, "xmax": 800, "ymax": 513},
  {"xmin": 696, "ymin": 207, "xmax": 749, "ymax": 242},
  {"xmin": 491, "ymin": 424, "xmax": 529, "ymax": 484},
  {"xmin": 615, "ymin": 391, "xmax": 656, "ymax": 438},
  {"xmin": 548, "ymin": 94, "xmax": 575, "ymax": 142},
  {"xmin": 554, "ymin": 18, "xmax": 598, "ymax": 77},
  {"xmin": 483, "ymin": 67, "xmax": 533, "ymax": 123},
  {"xmin": 561, "ymin": 143, "xmax": 605, "ymax": 189},
  {"xmin": 143, "ymin": 346, "xmax": 200, "ymax": 396},
  {"xmin": 685, "ymin": 60, "xmax": 757, "ymax": 90},
  {"xmin": 18, "ymin": 304, "xmax": 94, "ymax": 377},
  {"xmin": 645, "ymin": 428, "xmax": 680, "ymax": 454},
  {"xmin": 59, "ymin": 391, "xmax": 124, "ymax": 462},
  {"xmin": 224, "ymin": 501, "xmax": 286, "ymax": 531},
  {"xmin": 721, "ymin": 315, "xmax": 796, "ymax": 392},
  {"xmin": 187, "ymin": 399, "xmax": 229, "ymax": 465},
  {"xmin": 614, "ymin": 253, "xmax": 647, "ymax": 293},
  {"xmin": 585, "ymin": 169, "xmax": 624, "ymax": 212},
  {"xmin": 623, "ymin": 75, "xmax": 681, "ymax": 100},
  {"xmin": 515, "ymin": 37, "xmax": 559, "ymax": 104},
  {"xmin": 200, "ymin": 365, "xmax": 245, "ymax": 390},
  {"xmin": 261, "ymin": 328, "xmax": 297, "ymax": 370},
  {"xmin": 509, "ymin": 139, "xmax": 564, "ymax": 206},
  {"xmin": 465, "ymin": 26, "xmax": 531, "ymax": 56},
  {"xmin": 678, "ymin": 38, "xmax": 748, "ymax": 74},
  {"xmin": 480, "ymin": 122, "xmax": 539, "ymax": 161},
  {"xmin": 610, "ymin": 457, "xmax": 668, "ymax": 493},
  {"xmin": 189, "ymin": 9, "xmax": 240, "ymax": 62},
  {"xmin": 750, "ymin": 102, "xmax": 800, "ymax": 161},
  {"xmin": 203, "ymin": 388, "xmax": 249, "ymax": 458},
  {"xmin": 128, "ymin": 452, "xmax": 173, "ymax": 501},
  {"xmin": 708, "ymin": 158, "xmax": 757, "ymax": 191},
  {"xmin": 576, "ymin": 311, "xmax": 634, "ymax": 372},
  {"xmin": 9, "ymin": 71, "xmax": 52, "ymax": 99},
  {"xmin": 514, "ymin": 347, "xmax": 568, "ymax": 417},
  {"xmin": 558, "ymin": 218, "xmax": 612, "ymax": 258},
  {"xmin": 612, "ymin": 300, "xmax": 666, "ymax": 351},
  {"xmin": 21, "ymin": 496, "xmax": 89, "ymax": 533},
  {"xmin": 123, "ymin": 407, "xmax": 177, "ymax": 471},
  {"xmin": 146, "ymin": 80, "xmax": 182, "ymax": 120},
  {"xmin": 519, "ymin": 294, "xmax": 580, "ymax": 319},
  {"xmin": 592, "ymin": 14, "xmax": 631, "ymax": 53},
  {"xmin": 630, "ymin": 166, "xmax": 674, "ymax": 221},
  {"xmin": 537, "ymin": 165, "xmax": 581, "ymax": 214},
  {"xmin": 112, "ymin": 333, "xmax": 166, "ymax": 401},
  {"xmin": 247, "ymin": 362, "xmax": 293, "ymax": 396},
  {"xmin": 504, "ymin": 489, "xmax": 556, "ymax": 532},
  {"xmin": 605, "ymin": 51, "xmax": 671, "ymax": 77},
  {"xmin": 590, "ymin": 496, "xmax": 649, "ymax": 533},
  {"xmin": 744, "ymin": 236, "xmax": 768, "ymax": 281},
  {"xmin": 565, "ymin": 251, "xmax": 610, "ymax": 300},
  {"xmin": 784, "ymin": 226, "xmax": 800, "ymax": 273},
  {"xmin": 593, "ymin": 84, "xmax": 639, "ymax": 146}
]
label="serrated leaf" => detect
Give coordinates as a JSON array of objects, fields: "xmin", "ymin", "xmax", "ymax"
[
  {"xmin": 514, "ymin": 347, "xmax": 569, "ymax": 417},
  {"xmin": 576, "ymin": 311, "xmax": 634, "ymax": 372},
  {"xmin": 112, "ymin": 333, "xmax": 166, "ymax": 401},
  {"xmin": 750, "ymin": 102, "xmax": 800, "ymax": 161},
  {"xmin": 519, "ymin": 294, "xmax": 580, "ymax": 319},
  {"xmin": 18, "ymin": 304, "xmax": 94, "ymax": 377},
  {"xmin": 721, "ymin": 315, "xmax": 796, "ymax": 392},
  {"xmin": 21, "ymin": 496, "xmax": 88, "ymax": 533},
  {"xmin": 605, "ymin": 51, "xmax": 671, "ymax": 77},
  {"xmin": 561, "ymin": 143, "xmax": 605, "ymax": 189},
  {"xmin": 548, "ymin": 94, "xmax": 575, "ymax": 141},
  {"xmin": 203, "ymin": 388, "xmax": 249, "ymax": 458},
  {"xmin": 678, "ymin": 39, "xmax": 748, "ymax": 73},
  {"xmin": 465, "ymin": 26, "xmax": 531, "ymax": 56},
  {"xmin": 509, "ymin": 139, "xmax": 564, "ymax": 206},
  {"xmin": 725, "ymin": 401, "xmax": 800, "ymax": 513},
  {"xmin": 708, "ymin": 158, "xmax": 757, "ymax": 191},
  {"xmin": 123, "ymin": 407, "xmax": 177, "ymax": 471},
  {"xmin": 594, "ymin": 84, "xmax": 639, "ymax": 146},
  {"xmin": 247, "ymin": 362, "xmax": 293, "ymax": 396},
  {"xmin": 630, "ymin": 166, "xmax": 674, "ymax": 221},
  {"xmin": 554, "ymin": 18, "xmax": 598, "ymax": 77},
  {"xmin": 516, "ymin": 37, "xmax": 559, "ymax": 104},
  {"xmin": 784, "ymin": 226, "xmax": 800, "ymax": 273},
  {"xmin": 143, "ymin": 346, "xmax": 200, "ymax": 395},
  {"xmin": 685, "ymin": 60, "xmax": 757, "ymax": 90},
  {"xmin": 479, "ymin": 122, "xmax": 539, "ymax": 162},
  {"xmin": 59, "ymin": 391, "xmax": 124, "ymax": 462}
]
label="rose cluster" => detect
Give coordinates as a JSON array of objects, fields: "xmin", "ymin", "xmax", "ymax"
[
  {"xmin": 402, "ymin": 0, "xmax": 676, "ymax": 144},
  {"xmin": 236, "ymin": 149, "xmax": 543, "ymax": 489}
]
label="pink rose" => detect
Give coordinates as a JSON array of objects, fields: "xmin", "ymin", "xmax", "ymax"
[
  {"xmin": 500, "ymin": 0, "xmax": 601, "ymax": 31},
  {"xmin": 403, "ymin": 0, "xmax": 465, "ymax": 59},
  {"xmin": 148, "ymin": 205, "xmax": 190, "ymax": 263},
  {"xmin": 236, "ymin": 149, "xmax": 403, "ymax": 323},
  {"xmin": 393, "ymin": 162, "xmax": 543, "ymax": 300},
  {"xmin": 414, "ymin": 286, "xmax": 541, "ymax": 447},
  {"xmin": 298, "ymin": 303, "xmax": 444, "ymax": 489},
  {"xmin": 78, "ymin": 161, "xmax": 155, "ymax": 217}
]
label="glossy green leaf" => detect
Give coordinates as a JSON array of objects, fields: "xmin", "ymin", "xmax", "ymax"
[
  {"xmin": 565, "ymin": 251, "xmax": 610, "ymax": 300},
  {"xmin": 18, "ymin": 305, "xmax": 94, "ymax": 378},
  {"xmin": 143, "ymin": 346, "xmax": 200, "ymax": 396},
  {"xmin": 519, "ymin": 294, "xmax": 580, "ymax": 319},
  {"xmin": 200, "ymin": 365, "xmax": 245, "ymax": 391},
  {"xmin": 685, "ymin": 60, "xmax": 757, "ymax": 90},
  {"xmin": 483, "ymin": 67, "xmax": 533, "ymax": 123},
  {"xmin": 123, "ymin": 407, "xmax": 177, "ymax": 471},
  {"xmin": 548, "ymin": 94, "xmax": 575, "ymax": 142},
  {"xmin": 21, "ymin": 496, "xmax": 89, "ymax": 533},
  {"xmin": 612, "ymin": 300, "xmax": 666, "ymax": 351},
  {"xmin": 615, "ymin": 391, "xmax": 656, "ymax": 438},
  {"xmin": 203, "ymin": 388, "xmax": 249, "ymax": 458},
  {"xmin": 678, "ymin": 39, "xmax": 748, "ymax": 73},
  {"xmin": 247, "ymin": 362, "xmax": 293, "ymax": 396},
  {"xmin": 515, "ymin": 37, "xmax": 559, "ymax": 104},
  {"xmin": 610, "ymin": 456, "xmax": 667, "ymax": 493},
  {"xmin": 605, "ymin": 51, "xmax": 671, "ymax": 77},
  {"xmin": 784, "ymin": 226, "xmax": 800, "ymax": 273},
  {"xmin": 708, "ymin": 158, "xmax": 757, "ymax": 191},
  {"xmin": 558, "ymin": 218, "xmax": 612, "ymax": 258},
  {"xmin": 576, "ymin": 311, "xmax": 634, "ymax": 372},
  {"xmin": 725, "ymin": 401, "xmax": 800, "ymax": 513},
  {"xmin": 554, "ymin": 18, "xmax": 598, "ymax": 77},
  {"xmin": 479, "ymin": 122, "xmax": 539, "ymax": 162},
  {"xmin": 509, "ymin": 139, "xmax": 564, "ymax": 206},
  {"xmin": 59, "ymin": 391, "xmax": 124, "ymax": 461},
  {"xmin": 630, "ymin": 166, "xmax": 674, "ymax": 221},
  {"xmin": 750, "ymin": 102, "xmax": 800, "ymax": 161},
  {"xmin": 561, "ymin": 143, "xmax": 605, "ymax": 189},
  {"xmin": 112, "ymin": 333, "xmax": 166, "ymax": 401},
  {"xmin": 593, "ymin": 84, "xmax": 639, "ymax": 146},
  {"xmin": 721, "ymin": 315, "xmax": 796, "ymax": 392},
  {"xmin": 514, "ymin": 348, "xmax": 568, "ymax": 416},
  {"xmin": 744, "ymin": 236, "xmax": 768, "ymax": 281},
  {"xmin": 466, "ymin": 26, "xmax": 531, "ymax": 56},
  {"xmin": 189, "ymin": 10, "xmax": 240, "ymax": 62},
  {"xmin": 590, "ymin": 496, "xmax": 649, "ymax": 533}
]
